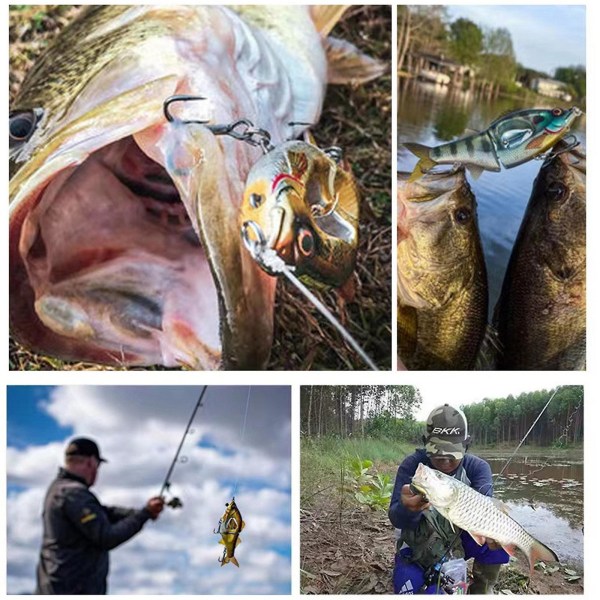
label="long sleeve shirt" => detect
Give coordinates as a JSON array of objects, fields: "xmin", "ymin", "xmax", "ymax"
[
  {"xmin": 388, "ymin": 449, "xmax": 494, "ymax": 531},
  {"xmin": 36, "ymin": 468, "xmax": 151, "ymax": 594}
]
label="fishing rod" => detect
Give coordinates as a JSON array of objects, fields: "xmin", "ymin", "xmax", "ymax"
[
  {"xmin": 493, "ymin": 386, "xmax": 562, "ymax": 484},
  {"xmin": 159, "ymin": 385, "xmax": 208, "ymax": 508}
]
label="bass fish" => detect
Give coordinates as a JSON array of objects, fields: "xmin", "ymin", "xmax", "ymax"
[
  {"xmin": 412, "ymin": 463, "xmax": 558, "ymax": 574},
  {"xmin": 397, "ymin": 167, "xmax": 487, "ymax": 370},
  {"xmin": 494, "ymin": 141, "xmax": 586, "ymax": 370},
  {"xmin": 240, "ymin": 140, "xmax": 359, "ymax": 288},
  {"xmin": 215, "ymin": 498, "xmax": 245, "ymax": 567},
  {"xmin": 405, "ymin": 107, "xmax": 582, "ymax": 181},
  {"xmin": 9, "ymin": 6, "xmax": 383, "ymax": 369}
]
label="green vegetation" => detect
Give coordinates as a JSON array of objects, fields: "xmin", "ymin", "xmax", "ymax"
[
  {"xmin": 461, "ymin": 386, "xmax": 583, "ymax": 447},
  {"xmin": 398, "ymin": 7, "xmax": 585, "ymax": 102}
]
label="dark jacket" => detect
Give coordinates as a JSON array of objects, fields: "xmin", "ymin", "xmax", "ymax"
[
  {"xmin": 36, "ymin": 468, "xmax": 151, "ymax": 595},
  {"xmin": 388, "ymin": 449, "xmax": 494, "ymax": 530}
]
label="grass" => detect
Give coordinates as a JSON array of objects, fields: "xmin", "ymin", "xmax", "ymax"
[
  {"xmin": 301, "ymin": 436, "xmax": 411, "ymax": 506},
  {"xmin": 9, "ymin": 5, "xmax": 391, "ymax": 371}
]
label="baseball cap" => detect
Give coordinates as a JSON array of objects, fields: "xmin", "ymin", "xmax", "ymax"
[
  {"xmin": 65, "ymin": 438, "xmax": 107, "ymax": 463},
  {"xmin": 424, "ymin": 404, "xmax": 468, "ymax": 460}
]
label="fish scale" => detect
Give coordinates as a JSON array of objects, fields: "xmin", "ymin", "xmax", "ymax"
[{"xmin": 412, "ymin": 463, "xmax": 558, "ymax": 573}]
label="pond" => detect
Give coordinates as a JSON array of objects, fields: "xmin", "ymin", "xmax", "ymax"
[
  {"xmin": 482, "ymin": 453, "xmax": 583, "ymax": 567},
  {"xmin": 397, "ymin": 79, "xmax": 587, "ymax": 316}
]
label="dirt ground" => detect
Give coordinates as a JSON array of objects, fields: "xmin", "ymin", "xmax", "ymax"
[
  {"xmin": 301, "ymin": 464, "xmax": 583, "ymax": 595},
  {"xmin": 9, "ymin": 6, "xmax": 391, "ymax": 371}
]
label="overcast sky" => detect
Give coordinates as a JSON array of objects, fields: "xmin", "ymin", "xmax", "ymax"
[
  {"xmin": 447, "ymin": 5, "xmax": 586, "ymax": 75},
  {"xmin": 7, "ymin": 385, "xmax": 291, "ymax": 595}
]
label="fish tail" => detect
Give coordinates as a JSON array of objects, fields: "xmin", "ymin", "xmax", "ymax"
[
  {"xmin": 527, "ymin": 540, "xmax": 559, "ymax": 575},
  {"xmin": 403, "ymin": 143, "xmax": 436, "ymax": 182},
  {"xmin": 230, "ymin": 556, "xmax": 240, "ymax": 568}
]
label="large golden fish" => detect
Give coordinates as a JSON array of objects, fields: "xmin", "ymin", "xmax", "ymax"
[{"xmin": 9, "ymin": 5, "xmax": 383, "ymax": 369}]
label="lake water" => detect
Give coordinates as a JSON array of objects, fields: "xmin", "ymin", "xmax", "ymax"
[
  {"xmin": 397, "ymin": 80, "xmax": 587, "ymax": 316},
  {"xmin": 483, "ymin": 453, "xmax": 583, "ymax": 567}
]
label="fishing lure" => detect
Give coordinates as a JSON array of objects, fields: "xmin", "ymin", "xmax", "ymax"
[
  {"xmin": 240, "ymin": 139, "xmax": 360, "ymax": 289},
  {"xmin": 214, "ymin": 497, "xmax": 245, "ymax": 567},
  {"xmin": 404, "ymin": 107, "xmax": 582, "ymax": 181}
]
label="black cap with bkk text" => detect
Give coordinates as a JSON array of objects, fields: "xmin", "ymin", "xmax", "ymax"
[{"xmin": 65, "ymin": 438, "xmax": 107, "ymax": 462}]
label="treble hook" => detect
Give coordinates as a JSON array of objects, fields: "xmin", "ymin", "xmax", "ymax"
[
  {"xmin": 163, "ymin": 95, "xmax": 209, "ymax": 124},
  {"xmin": 538, "ymin": 135, "xmax": 581, "ymax": 163}
]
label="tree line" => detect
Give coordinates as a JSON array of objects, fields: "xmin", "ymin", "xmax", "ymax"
[
  {"xmin": 461, "ymin": 386, "xmax": 583, "ymax": 447},
  {"xmin": 300, "ymin": 385, "xmax": 422, "ymax": 440},
  {"xmin": 301, "ymin": 385, "xmax": 583, "ymax": 449},
  {"xmin": 398, "ymin": 6, "xmax": 586, "ymax": 101}
]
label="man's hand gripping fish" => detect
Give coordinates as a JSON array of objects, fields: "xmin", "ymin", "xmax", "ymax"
[
  {"xmin": 215, "ymin": 498, "xmax": 245, "ymax": 567},
  {"xmin": 405, "ymin": 107, "xmax": 582, "ymax": 182},
  {"xmin": 412, "ymin": 463, "xmax": 558, "ymax": 575}
]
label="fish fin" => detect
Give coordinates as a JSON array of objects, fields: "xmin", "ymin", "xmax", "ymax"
[
  {"xmin": 310, "ymin": 5, "xmax": 349, "ymax": 36},
  {"xmin": 235, "ymin": 537, "xmax": 242, "ymax": 547},
  {"xmin": 469, "ymin": 532, "xmax": 487, "ymax": 546},
  {"xmin": 324, "ymin": 37, "xmax": 386, "ymax": 84},
  {"xmin": 219, "ymin": 539, "xmax": 225, "ymax": 545},
  {"xmin": 403, "ymin": 143, "xmax": 435, "ymax": 182},
  {"xmin": 475, "ymin": 325, "xmax": 502, "ymax": 370},
  {"xmin": 528, "ymin": 540, "xmax": 559, "ymax": 575},
  {"xmin": 467, "ymin": 164, "xmax": 485, "ymax": 180},
  {"xmin": 241, "ymin": 520, "xmax": 246, "ymax": 531},
  {"xmin": 230, "ymin": 557, "xmax": 240, "ymax": 568},
  {"xmin": 502, "ymin": 543, "xmax": 516, "ymax": 557}
]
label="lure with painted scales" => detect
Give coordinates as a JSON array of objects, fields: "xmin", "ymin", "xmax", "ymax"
[
  {"xmin": 240, "ymin": 139, "xmax": 359, "ymax": 289},
  {"xmin": 405, "ymin": 107, "xmax": 582, "ymax": 181},
  {"xmin": 215, "ymin": 498, "xmax": 245, "ymax": 567}
]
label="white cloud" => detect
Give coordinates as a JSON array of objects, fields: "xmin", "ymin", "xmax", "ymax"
[{"xmin": 7, "ymin": 386, "xmax": 291, "ymax": 594}]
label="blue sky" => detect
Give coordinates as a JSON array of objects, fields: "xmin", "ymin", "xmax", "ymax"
[
  {"xmin": 447, "ymin": 5, "xmax": 586, "ymax": 74},
  {"xmin": 6, "ymin": 385, "xmax": 291, "ymax": 595}
]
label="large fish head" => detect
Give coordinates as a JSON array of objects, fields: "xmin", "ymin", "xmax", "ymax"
[
  {"xmin": 240, "ymin": 141, "xmax": 359, "ymax": 287},
  {"xmin": 492, "ymin": 107, "xmax": 583, "ymax": 167},
  {"xmin": 412, "ymin": 463, "xmax": 456, "ymax": 508},
  {"xmin": 9, "ymin": 6, "xmax": 330, "ymax": 369},
  {"xmin": 536, "ymin": 142, "xmax": 586, "ymax": 276},
  {"xmin": 397, "ymin": 168, "xmax": 484, "ymax": 310}
]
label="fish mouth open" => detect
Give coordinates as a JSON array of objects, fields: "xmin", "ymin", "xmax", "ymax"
[{"xmin": 10, "ymin": 134, "xmax": 222, "ymax": 368}]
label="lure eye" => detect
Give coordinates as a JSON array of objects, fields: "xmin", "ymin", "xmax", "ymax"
[
  {"xmin": 297, "ymin": 227, "xmax": 315, "ymax": 257},
  {"xmin": 552, "ymin": 108, "xmax": 563, "ymax": 117},
  {"xmin": 454, "ymin": 207, "xmax": 471, "ymax": 225},
  {"xmin": 9, "ymin": 109, "xmax": 42, "ymax": 147},
  {"xmin": 249, "ymin": 193, "xmax": 263, "ymax": 208}
]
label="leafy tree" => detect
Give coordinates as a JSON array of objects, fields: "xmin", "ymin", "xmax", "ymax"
[{"xmin": 449, "ymin": 18, "xmax": 483, "ymax": 65}]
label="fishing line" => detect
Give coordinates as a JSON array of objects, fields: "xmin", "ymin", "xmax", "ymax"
[
  {"xmin": 493, "ymin": 386, "xmax": 561, "ymax": 484},
  {"xmin": 232, "ymin": 386, "xmax": 252, "ymax": 498},
  {"xmin": 159, "ymin": 385, "xmax": 208, "ymax": 503}
]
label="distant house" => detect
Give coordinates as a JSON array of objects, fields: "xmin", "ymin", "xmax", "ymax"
[
  {"xmin": 413, "ymin": 53, "xmax": 474, "ymax": 86},
  {"xmin": 531, "ymin": 78, "xmax": 573, "ymax": 102}
]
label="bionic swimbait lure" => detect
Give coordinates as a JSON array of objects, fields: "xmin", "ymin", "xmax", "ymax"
[{"xmin": 404, "ymin": 107, "xmax": 582, "ymax": 181}]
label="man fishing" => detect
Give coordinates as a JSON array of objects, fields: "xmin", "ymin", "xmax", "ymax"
[
  {"xmin": 36, "ymin": 437, "xmax": 165, "ymax": 594},
  {"xmin": 389, "ymin": 405, "xmax": 509, "ymax": 594}
]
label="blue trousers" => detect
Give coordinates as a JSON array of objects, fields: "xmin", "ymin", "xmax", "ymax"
[{"xmin": 393, "ymin": 532, "xmax": 509, "ymax": 594}]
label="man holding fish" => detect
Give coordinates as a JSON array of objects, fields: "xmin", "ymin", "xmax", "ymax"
[{"xmin": 389, "ymin": 404, "xmax": 557, "ymax": 594}]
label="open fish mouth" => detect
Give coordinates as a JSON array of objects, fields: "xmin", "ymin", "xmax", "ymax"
[{"xmin": 10, "ymin": 133, "xmax": 222, "ymax": 368}]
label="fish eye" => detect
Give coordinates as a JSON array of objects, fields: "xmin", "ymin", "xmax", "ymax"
[
  {"xmin": 453, "ymin": 207, "xmax": 471, "ymax": 225},
  {"xmin": 552, "ymin": 108, "xmax": 563, "ymax": 117},
  {"xmin": 548, "ymin": 182, "xmax": 569, "ymax": 204},
  {"xmin": 249, "ymin": 193, "xmax": 263, "ymax": 208},
  {"xmin": 9, "ymin": 109, "xmax": 42, "ymax": 147},
  {"xmin": 297, "ymin": 227, "xmax": 315, "ymax": 257}
]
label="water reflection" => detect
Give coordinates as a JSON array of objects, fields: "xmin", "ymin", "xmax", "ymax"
[
  {"xmin": 483, "ymin": 455, "xmax": 583, "ymax": 566},
  {"xmin": 397, "ymin": 80, "xmax": 586, "ymax": 316}
]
